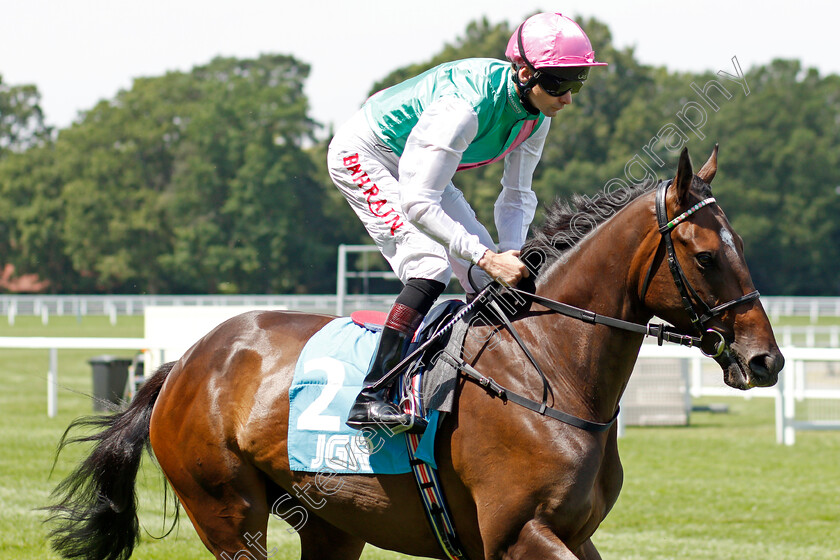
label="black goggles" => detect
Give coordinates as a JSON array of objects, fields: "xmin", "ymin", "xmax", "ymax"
[
  {"xmin": 535, "ymin": 67, "xmax": 589, "ymax": 96},
  {"xmin": 536, "ymin": 73, "xmax": 584, "ymax": 96}
]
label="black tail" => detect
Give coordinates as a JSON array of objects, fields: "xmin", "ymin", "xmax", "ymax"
[{"xmin": 44, "ymin": 362, "xmax": 177, "ymax": 560}]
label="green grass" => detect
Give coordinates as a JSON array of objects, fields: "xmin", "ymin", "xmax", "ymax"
[
  {"xmin": 1, "ymin": 316, "xmax": 839, "ymax": 559},
  {"xmin": 0, "ymin": 314, "xmax": 145, "ymax": 337},
  {"xmin": 598, "ymin": 399, "xmax": 840, "ymax": 559}
]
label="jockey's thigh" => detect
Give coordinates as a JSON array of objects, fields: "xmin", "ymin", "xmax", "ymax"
[
  {"xmin": 327, "ymin": 111, "xmax": 452, "ymax": 286},
  {"xmin": 439, "ymin": 183, "xmax": 495, "ymax": 292}
]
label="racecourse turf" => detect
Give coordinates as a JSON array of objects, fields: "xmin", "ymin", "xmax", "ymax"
[{"xmin": 0, "ymin": 315, "xmax": 838, "ymax": 559}]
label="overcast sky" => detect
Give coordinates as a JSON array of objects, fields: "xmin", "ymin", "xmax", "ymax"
[{"xmin": 2, "ymin": 0, "xmax": 837, "ymax": 135}]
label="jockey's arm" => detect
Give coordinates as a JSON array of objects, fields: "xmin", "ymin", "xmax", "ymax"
[
  {"xmin": 398, "ymin": 96, "xmax": 532, "ymax": 286},
  {"xmin": 495, "ymin": 118, "xmax": 549, "ymax": 252},
  {"xmin": 397, "ymin": 96, "xmax": 491, "ymax": 266}
]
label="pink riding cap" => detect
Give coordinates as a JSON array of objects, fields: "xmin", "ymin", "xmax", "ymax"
[{"xmin": 505, "ymin": 12, "xmax": 608, "ymax": 69}]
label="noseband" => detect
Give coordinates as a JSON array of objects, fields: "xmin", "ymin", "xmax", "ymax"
[{"xmin": 640, "ymin": 179, "xmax": 760, "ymax": 357}]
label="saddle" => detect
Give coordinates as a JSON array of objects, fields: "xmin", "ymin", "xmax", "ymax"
[{"xmin": 351, "ymin": 298, "xmax": 468, "ymax": 423}]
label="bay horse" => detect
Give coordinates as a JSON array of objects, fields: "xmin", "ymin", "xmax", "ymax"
[{"xmin": 46, "ymin": 146, "xmax": 783, "ymax": 559}]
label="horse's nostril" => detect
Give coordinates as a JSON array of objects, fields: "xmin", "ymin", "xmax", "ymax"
[
  {"xmin": 749, "ymin": 352, "xmax": 782, "ymax": 384},
  {"xmin": 749, "ymin": 355, "xmax": 769, "ymax": 378}
]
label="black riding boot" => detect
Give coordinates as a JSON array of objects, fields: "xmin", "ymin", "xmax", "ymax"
[
  {"xmin": 346, "ymin": 326, "xmax": 415, "ymax": 431},
  {"xmin": 346, "ymin": 303, "xmax": 426, "ymax": 433}
]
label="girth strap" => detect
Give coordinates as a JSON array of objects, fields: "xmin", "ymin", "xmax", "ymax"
[{"xmin": 405, "ymin": 430, "xmax": 468, "ymax": 560}]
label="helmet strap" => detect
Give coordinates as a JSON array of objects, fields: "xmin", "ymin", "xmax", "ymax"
[
  {"xmin": 512, "ymin": 69, "xmax": 540, "ymax": 115},
  {"xmin": 513, "ymin": 21, "xmax": 541, "ymax": 115}
]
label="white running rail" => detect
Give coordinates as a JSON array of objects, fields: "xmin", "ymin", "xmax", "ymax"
[
  {"xmin": 4, "ymin": 336, "xmax": 840, "ymax": 446},
  {"xmin": 0, "ymin": 337, "xmax": 146, "ymax": 418}
]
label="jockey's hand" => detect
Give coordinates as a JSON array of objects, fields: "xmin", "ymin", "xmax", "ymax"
[{"xmin": 477, "ymin": 249, "xmax": 530, "ymax": 287}]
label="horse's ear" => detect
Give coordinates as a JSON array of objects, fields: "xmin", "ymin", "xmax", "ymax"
[
  {"xmin": 697, "ymin": 143, "xmax": 719, "ymax": 185},
  {"xmin": 674, "ymin": 146, "xmax": 694, "ymax": 204}
]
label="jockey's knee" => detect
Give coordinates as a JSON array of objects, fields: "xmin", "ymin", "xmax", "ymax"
[
  {"xmin": 397, "ymin": 278, "xmax": 447, "ymax": 316},
  {"xmin": 396, "ymin": 255, "xmax": 452, "ymax": 289}
]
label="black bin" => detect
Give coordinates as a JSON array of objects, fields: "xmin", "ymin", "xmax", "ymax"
[{"xmin": 89, "ymin": 355, "xmax": 133, "ymax": 411}]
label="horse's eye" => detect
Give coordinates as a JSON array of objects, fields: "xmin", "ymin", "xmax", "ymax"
[{"xmin": 695, "ymin": 252, "xmax": 715, "ymax": 269}]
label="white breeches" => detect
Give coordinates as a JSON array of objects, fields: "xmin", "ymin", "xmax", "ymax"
[{"xmin": 327, "ymin": 110, "xmax": 495, "ymax": 292}]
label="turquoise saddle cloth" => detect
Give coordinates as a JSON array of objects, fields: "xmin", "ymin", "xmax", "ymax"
[{"xmin": 287, "ymin": 318, "xmax": 439, "ymax": 474}]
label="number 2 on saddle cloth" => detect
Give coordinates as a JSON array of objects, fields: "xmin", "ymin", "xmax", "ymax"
[{"xmin": 286, "ymin": 299, "xmax": 465, "ymax": 476}]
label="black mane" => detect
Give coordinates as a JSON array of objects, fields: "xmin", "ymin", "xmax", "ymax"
[{"xmin": 520, "ymin": 180, "xmax": 658, "ymax": 274}]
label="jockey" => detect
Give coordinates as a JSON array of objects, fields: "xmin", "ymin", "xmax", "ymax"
[{"xmin": 328, "ymin": 12, "xmax": 607, "ymax": 432}]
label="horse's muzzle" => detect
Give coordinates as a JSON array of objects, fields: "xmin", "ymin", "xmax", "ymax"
[{"xmin": 718, "ymin": 343, "xmax": 784, "ymax": 390}]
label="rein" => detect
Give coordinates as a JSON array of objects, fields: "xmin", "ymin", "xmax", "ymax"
[
  {"xmin": 446, "ymin": 288, "xmax": 694, "ymax": 434},
  {"xmin": 507, "ymin": 287, "xmax": 702, "ymax": 349},
  {"xmin": 446, "ymin": 296, "xmax": 619, "ymax": 432}
]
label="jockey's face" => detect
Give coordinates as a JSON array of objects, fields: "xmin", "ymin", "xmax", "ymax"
[{"xmin": 518, "ymin": 67, "xmax": 573, "ymax": 118}]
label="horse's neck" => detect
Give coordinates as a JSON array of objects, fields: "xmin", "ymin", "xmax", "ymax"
[{"xmin": 530, "ymin": 200, "xmax": 657, "ymax": 420}]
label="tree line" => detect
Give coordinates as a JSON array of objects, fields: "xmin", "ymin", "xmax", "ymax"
[{"xmin": 1, "ymin": 16, "xmax": 838, "ymax": 296}]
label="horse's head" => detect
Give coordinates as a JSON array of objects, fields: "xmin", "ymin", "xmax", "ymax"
[{"xmin": 638, "ymin": 146, "xmax": 784, "ymax": 389}]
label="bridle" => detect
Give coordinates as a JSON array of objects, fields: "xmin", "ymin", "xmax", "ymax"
[{"xmin": 639, "ymin": 179, "xmax": 761, "ymax": 358}]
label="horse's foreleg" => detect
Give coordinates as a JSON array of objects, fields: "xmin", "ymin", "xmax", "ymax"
[
  {"xmin": 574, "ymin": 538, "xmax": 602, "ymax": 560},
  {"xmin": 498, "ymin": 519, "xmax": 585, "ymax": 560},
  {"xmin": 297, "ymin": 513, "xmax": 366, "ymax": 560}
]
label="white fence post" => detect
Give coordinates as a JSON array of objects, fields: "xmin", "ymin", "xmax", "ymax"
[
  {"xmin": 690, "ymin": 355, "xmax": 703, "ymax": 398},
  {"xmin": 0, "ymin": 337, "xmax": 147, "ymax": 417},
  {"xmin": 794, "ymin": 359, "xmax": 806, "ymax": 402},
  {"xmin": 781, "ymin": 327, "xmax": 793, "ymax": 347},
  {"xmin": 775, "ymin": 367, "xmax": 785, "ymax": 444},
  {"xmin": 335, "ymin": 245, "xmax": 399, "ymax": 317},
  {"xmin": 336, "ymin": 245, "xmax": 348, "ymax": 317},
  {"xmin": 48, "ymin": 347, "xmax": 58, "ymax": 418},
  {"xmin": 681, "ymin": 358, "xmax": 692, "ymax": 416},
  {"xmin": 616, "ymin": 387, "xmax": 628, "ymax": 438},
  {"xmin": 769, "ymin": 302, "xmax": 780, "ymax": 322},
  {"xmin": 783, "ymin": 363, "xmax": 797, "ymax": 445}
]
